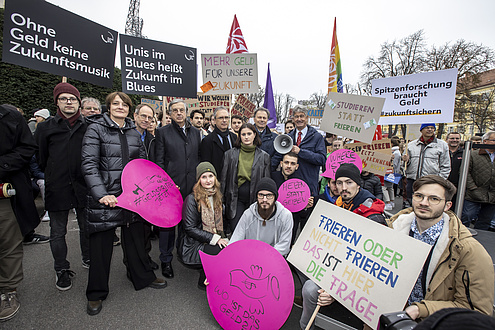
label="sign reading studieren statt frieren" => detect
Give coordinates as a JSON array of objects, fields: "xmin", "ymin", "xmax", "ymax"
[
  {"xmin": 287, "ymin": 200, "xmax": 431, "ymax": 329},
  {"xmin": 3, "ymin": 0, "xmax": 118, "ymax": 87}
]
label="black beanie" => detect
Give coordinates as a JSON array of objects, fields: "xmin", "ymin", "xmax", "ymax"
[
  {"xmin": 255, "ymin": 177, "xmax": 278, "ymax": 199},
  {"xmin": 335, "ymin": 163, "xmax": 362, "ymax": 186}
]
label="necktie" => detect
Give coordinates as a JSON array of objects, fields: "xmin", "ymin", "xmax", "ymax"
[{"xmin": 296, "ymin": 132, "xmax": 302, "ymax": 146}]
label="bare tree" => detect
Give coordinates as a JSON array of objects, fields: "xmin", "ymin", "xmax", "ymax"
[
  {"xmin": 246, "ymin": 85, "xmax": 265, "ymax": 108},
  {"xmin": 456, "ymin": 87, "xmax": 495, "ymax": 133},
  {"xmin": 274, "ymin": 92, "xmax": 294, "ymax": 124},
  {"xmin": 309, "ymin": 91, "xmax": 326, "ymax": 109}
]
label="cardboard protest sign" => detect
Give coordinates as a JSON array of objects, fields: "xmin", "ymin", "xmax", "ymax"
[
  {"xmin": 277, "ymin": 179, "xmax": 311, "ymax": 213},
  {"xmin": 406, "ymin": 124, "xmax": 422, "ymax": 141},
  {"xmin": 322, "ymin": 149, "xmax": 363, "ymax": 179},
  {"xmin": 320, "ymin": 92, "xmax": 385, "ymax": 144},
  {"xmin": 287, "ymin": 200, "xmax": 431, "ymax": 329},
  {"xmin": 232, "ymin": 94, "xmax": 256, "ymax": 121},
  {"xmin": 118, "ymin": 159, "xmax": 182, "ymax": 228},
  {"xmin": 307, "ymin": 106, "xmax": 324, "ymax": 127},
  {"xmin": 3, "ymin": 0, "xmax": 117, "ymax": 87},
  {"xmin": 140, "ymin": 98, "xmax": 163, "ymax": 114},
  {"xmin": 345, "ymin": 139, "xmax": 392, "ymax": 155},
  {"xmin": 359, "ymin": 149, "xmax": 393, "ymax": 176},
  {"xmin": 161, "ymin": 95, "xmax": 200, "ymax": 112},
  {"xmin": 200, "ymin": 240, "xmax": 294, "ymax": 330},
  {"xmin": 120, "ymin": 34, "xmax": 196, "ymax": 97},
  {"xmin": 372, "ymin": 69, "xmax": 458, "ymax": 125},
  {"xmin": 384, "ymin": 173, "xmax": 402, "ymax": 184},
  {"xmin": 198, "ymin": 93, "xmax": 232, "ymax": 116},
  {"xmin": 201, "ymin": 54, "xmax": 258, "ymax": 95}
]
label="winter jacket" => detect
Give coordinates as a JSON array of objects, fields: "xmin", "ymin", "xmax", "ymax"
[
  {"xmin": 465, "ymin": 148, "xmax": 495, "ymax": 204},
  {"xmin": 35, "ymin": 113, "xmax": 87, "ymax": 211},
  {"xmin": 178, "ymin": 194, "xmax": 223, "ymax": 266},
  {"xmin": 0, "ymin": 104, "xmax": 39, "ymax": 236},
  {"xmin": 271, "ymin": 170, "xmax": 302, "ymax": 189},
  {"xmin": 361, "ymin": 172, "xmax": 383, "ymax": 200},
  {"xmin": 392, "ymin": 146, "xmax": 401, "ymax": 174},
  {"xmin": 155, "ymin": 120, "xmax": 201, "ymax": 198},
  {"xmin": 447, "ymin": 147, "xmax": 463, "ymax": 187},
  {"xmin": 258, "ymin": 126, "xmax": 277, "ymax": 161},
  {"xmin": 389, "ymin": 208, "xmax": 494, "ymax": 318},
  {"xmin": 81, "ymin": 113, "xmax": 146, "ymax": 234},
  {"xmin": 229, "ymin": 201, "xmax": 293, "ymax": 256},
  {"xmin": 405, "ymin": 138, "xmax": 450, "ymax": 180},
  {"xmin": 200, "ymin": 129, "xmax": 237, "ymax": 176},
  {"xmin": 272, "ymin": 125, "xmax": 326, "ymax": 195},
  {"xmin": 335, "ymin": 188, "xmax": 386, "ymax": 225},
  {"xmin": 221, "ymin": 147, "xmax": 271, "ymax": 220},
  {"xmin": 143, "ymin": 130, "xmax": 155, "ymax": 162}
]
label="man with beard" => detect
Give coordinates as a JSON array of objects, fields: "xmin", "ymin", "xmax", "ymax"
[
  {"xmin": 389, "ymin": 175, "xmax": 494, "ymax": 320},
  {"xmin": 190, "ymin": 109, "xmax": 208, "ymax": 140},
  {"xmin": 229, "ymin": 178, "xmax": 293, "ymax": 256}
]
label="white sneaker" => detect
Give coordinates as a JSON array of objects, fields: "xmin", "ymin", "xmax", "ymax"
[
  {"xmin": 384, "ymin": 203, "xmax": 393, "ymax": 211},
  {"xmin": 391, "ymin": 201, "xmax": 395, "ymax": 208},
  {"xmin": 42, "ymin": 211, "xmax": 50, "ymax": 222}
]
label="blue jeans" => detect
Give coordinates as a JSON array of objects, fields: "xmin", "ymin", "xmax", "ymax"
[{"xmin": 461, "ymin": 200, "xmax": 495, "ymax": 230}]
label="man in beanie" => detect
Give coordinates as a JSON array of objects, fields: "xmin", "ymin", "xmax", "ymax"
[
  {"xmin": 402, "ymin": 123, "xmax": 450, "ymax": 208},
  {"xmin": 34, "ymin": 82, "xmax": 90, "ymax": 291},
  {"xmin": 229, "ymin": 177, "xmax": 293, "ymax": 256}
]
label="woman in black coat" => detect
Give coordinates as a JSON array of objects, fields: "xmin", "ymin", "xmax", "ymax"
[
  {"xmin": 178, "ymin": 162, "xmax": 228, "ymax": 289},
  {"xmin": 81, "ymin": 92, "xmax": 166, "ymax": 316},
  {"xmin": 220, "ymin": 123, "xmax": 271, "ymax": 232}
]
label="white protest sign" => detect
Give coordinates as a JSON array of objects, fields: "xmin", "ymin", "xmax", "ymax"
[
  {"xmin": 287, "ymin": 200, "xmax": 431, "ymax": 329},
  {"xmin": 320, "ymin": 92, "xmax": 385, "ymax": 144},
  {"xmin": 201, "ymin": 54, "xmax": 258, "ymax": 95},
  {"xmin": 372, "ymin": 69, "xmax": 458, "ymax": 125}
]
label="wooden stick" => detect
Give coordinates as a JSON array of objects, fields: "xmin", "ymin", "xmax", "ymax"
[
  {"xmin": 305, "ymin": 305, "xmax": 321, "ymax": 330},
  {"xmin": 62, "ymin": 76, "xmax": 67, "ymax": 83}
]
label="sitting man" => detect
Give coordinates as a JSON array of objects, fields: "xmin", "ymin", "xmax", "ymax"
[
  {"xmin": 229, "ymin": 177, "xmax": 293, "ymax": 256},
  {"xmin": 390, "ymin": 175, "xmax": 494, "ymax": 320}
]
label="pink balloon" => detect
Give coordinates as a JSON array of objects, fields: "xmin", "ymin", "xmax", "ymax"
[
  {"xmin": 118, "ymin": 159, "xmax": 183, "ymax": 228},
  {"xmin": 322, "ymin": 149, "xmax": 363, "ymax": 179},
  {"xmin": 200, "ymin": 240, "xmax": 294, "ymax": 330},
  {"xmin": 277, "ymin": 178, "xmax": 311, "ymax": 213}
]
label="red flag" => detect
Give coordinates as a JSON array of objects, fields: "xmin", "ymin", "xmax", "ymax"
[
  {"xmin": 226, "ymin": 15, "xmax": 248, "ymax": 54},
  {"xmin": 373, "ymin": 125, "xmax": 383, "ymax": 141}
]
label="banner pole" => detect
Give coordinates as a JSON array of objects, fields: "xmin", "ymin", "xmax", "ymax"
[
  {"xmin": 305, "ymin": 305, "xmax": 320, "ymax": 330},
  {"xmin": 62, "ymin": 76, "xmax": 67, "ymax": 83}
]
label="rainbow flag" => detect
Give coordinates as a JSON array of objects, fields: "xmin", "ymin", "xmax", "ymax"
[{"xmin": 328, "ymin": 18, "xmax": 343, "ymax": 93}]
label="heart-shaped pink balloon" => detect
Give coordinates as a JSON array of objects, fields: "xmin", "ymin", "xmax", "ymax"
[
  {"xmin": 322, "ymin": 148, "xmax": 362, "ymax": 179},
  {"xmin": 118, "ymin": 159, "xmax": 183, "ymax": 228},
  {"xmin": 200, "ymin": 240, "xmax": 294, "ymax": 330}
]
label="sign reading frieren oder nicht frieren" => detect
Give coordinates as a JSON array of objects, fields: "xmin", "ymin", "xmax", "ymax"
[
  {"xmin": 372, "ymin": 68, "xmax": 458, "ymax": 125},
  {"xmin": 3, "ymin": 0, "xmax": 118, "ymax": 87},
  {"xmin": 120, "ymin": 34, "xmax": 196, "ymax": 98},
  {"xmin": 201, "ymin": 54, "xmax": 258, "ymax": 95}
]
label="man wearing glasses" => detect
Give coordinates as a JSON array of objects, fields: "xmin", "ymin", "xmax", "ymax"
[
  {"xmin": 80, "ymin": 97, "xmax": 101, "ymax": 117},
  {"xmin": 229, "ymin": 177, "xmax": 293, "ymax": 256},
  {"xmin": 390, "ymin": 175, "xmax": 494, "ymax": 320},
  {"xmin": 155, "ymin": 99, "xmax": 200, "ymax": 279},
  {"xmin": 35, "ymin": 82, "xmax": 90, "ymax": 291}
]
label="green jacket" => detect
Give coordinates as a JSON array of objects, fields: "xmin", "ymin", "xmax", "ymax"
[{"xmin": 466, "ymin": 148, "xmax": 495, "ymax": 204}]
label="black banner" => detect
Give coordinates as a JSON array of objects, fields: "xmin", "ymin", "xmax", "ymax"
[
  {"xmin": 2, "ymin": 0, "xmax": 117, "ymax": 87},
  {"xmin": 120, "ymin": 34, "xmax": 197, "ymax": 98}
]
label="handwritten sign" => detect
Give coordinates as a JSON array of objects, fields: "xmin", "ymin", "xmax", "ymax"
[
  {"xmin": 118, "ymin": 159, "xmax": 183, "ymax": 228},
  {"xmin": 360, "ymin": 149, "xmax": 393, "ymax": 176},
  {"xmin": 287, "ymin": 200, "xmax": 431, "ymax": 329},
  {"xmin": 201, "ymin": 53, "xmax": 258, "ymax": 95},
  {"xmin": 198, "ymin": 93, "xmax": 232, "ymax": 116},
  {"xmin": 277, "ymin": 179, "xmax": 311, "ymax": 213},
  {"xmin": 200, "ymin": 240, "xmax": 294, "ymax": 330},
  {"xmin": 345, "ymin": 139, "xmax": 392, "ymax": 155},
  {"xmin": 322, "ymin": 149, "xmax": 363, "ymax": 179},
  {"xmin": 372, "ymin": 68, "xmax": 458, "ymax": 125},
  {"xmin": 232, "ymin": 94, "xmax": 256, "ymax": 122},
  {"xmin": 320, "ymin": 92, "xmax": 385, "ymax": 144}
]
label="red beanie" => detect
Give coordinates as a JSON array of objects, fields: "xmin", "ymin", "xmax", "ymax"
[{"xmin": 53, "ymin": 83, "xmax": 81, "ymax": 105}]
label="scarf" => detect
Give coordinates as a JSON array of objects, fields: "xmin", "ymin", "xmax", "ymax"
[
  {"xmin": 238, "ymin": 144, "xmax": 256, "ymax": 187},
  {"xmin": 419, "ymin": 135, "xmax": 434, "ymax": 145},
  {"xmin": 214, "ymin": 126, "xmax": 231, "ymax": 151},
  {"xmin": 57, "ymin": 108, "xmax": 81, "ymax": 127},
  {"xmin": 200, "ymin": 188, "xmax": 224, "ymax": 236}
]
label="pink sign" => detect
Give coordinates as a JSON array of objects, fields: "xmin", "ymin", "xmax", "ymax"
[
  {"xmin": 277, "ymin": 178, "xmax": 311, "ymax": 213},
  {"xmin": 322, "ymin": 149, "xmax": 363, "ymax": 179},
  {"xmin": 200, "ymin": 240, "xmax": 294, "ymax": 330},
  {"xmin": 118, "ymin": 159, "xmax": 183, "ymax": 228}
]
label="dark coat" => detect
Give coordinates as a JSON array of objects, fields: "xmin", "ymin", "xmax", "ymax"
[
  {"xmin": 178, "ymin": 194, "xmax": 218, "ymax": 266},
  {"xmin": 81, "ymin": 113, "xmax": 146, "ymax": 234},
  {"xmin": 447, "ymin": 147, "xmax": 463, "ymax": 187},
  {"xmin": 155, "ymin": 120, "xmax": 201, "ymax": 199},
  {"xmin": 259, "ymin": 126, "xmax": 277, "ymax": 161},
  {"xmin": 272, "ymin": 125, "xmax": 326, "ymax": 195},
  {"xmin": 200, "ymin": 129, "xmax": 237, "ymax": 176},
  {"xmin": 271, "ymin": 170, "xmax": 302, "ymax": 189},
  {"xmin": 221, "ymin": 147, "xmax": 271, "ymax": 220},
  {"xmin": 35, "ymin": 113, "xmax": 87, "ymax": 211},
  {"xmin": 465, "ymin": 148, "xmax": 495, "ymax": 204},
  {"xmin": 0, "ymin": 104, "xmax": 39, "ymax": 236},
  {"xmin": 361, "ymin": 172, "xmax": 383, "ymax": 200},
  {"xmin": 143, "ymin": 130, "xmax": 156, "ymax": 162}
]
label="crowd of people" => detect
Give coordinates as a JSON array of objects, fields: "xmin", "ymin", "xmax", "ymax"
[{"xmin": 1, "ymin": 82, "xmax": 494, "ymax": 328}]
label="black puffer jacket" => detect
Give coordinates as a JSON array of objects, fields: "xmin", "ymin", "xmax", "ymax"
[
  {"xmin": 361, "ymin": 172, "xmax": 383, "ymax": 200},
  {"xmin": 81, "ymin": 113, "xmax": 145, "ymax": 234}
]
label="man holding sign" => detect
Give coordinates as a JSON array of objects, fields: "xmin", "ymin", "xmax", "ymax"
[{"xmin": 390, "ymin": 175, "xmax": 494, "ymax": 320}]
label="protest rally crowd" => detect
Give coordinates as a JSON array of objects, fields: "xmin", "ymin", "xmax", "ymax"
[{"xmin": 1, "ymin": 81, "xmax": 495, "ymax": 329}]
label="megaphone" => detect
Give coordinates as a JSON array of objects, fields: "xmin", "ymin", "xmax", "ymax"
[{"xmin": 274, "ymin": 134, "xmax": 293, "ymax": 154}]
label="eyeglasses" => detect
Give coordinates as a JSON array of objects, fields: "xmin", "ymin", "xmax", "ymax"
[
  {"xmin": 58, "ymin": 97, "xmax": 78, "ymax": 103},
  {"xmin": 138, "ymin": 114, "xmax": 154, "ymax": 121},
  {"xmin": 257, "ymin": 193, "xmax": 275, "ymax": 200},
  {"xmin": 412, "ymin": 193, "xmax": 444, "ymax": 205}
]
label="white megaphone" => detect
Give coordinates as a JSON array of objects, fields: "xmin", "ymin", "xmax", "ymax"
[{"xmin": 274, "ymin": 134, "xmax": 293, "ymax": 154}]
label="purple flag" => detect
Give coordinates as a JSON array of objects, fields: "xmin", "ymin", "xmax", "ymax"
[{"xmin": 263, "ymin": 63, "xmax": 277, "ymax": 128}]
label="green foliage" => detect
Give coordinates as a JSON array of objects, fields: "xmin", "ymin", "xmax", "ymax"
[{"xmin": 0, "ymin": 8, "xmax": 158, "ymax": 118}]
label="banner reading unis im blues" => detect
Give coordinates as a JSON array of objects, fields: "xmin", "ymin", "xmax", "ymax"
[{"xmin": 3, "ymin": 0, "xmax": 118, "ymax": 87}]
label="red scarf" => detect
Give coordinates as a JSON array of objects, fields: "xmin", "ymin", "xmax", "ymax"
[
  {"xmin": 419, "ymin": 135, "xmax": 434, "ymax": 145},
  {"xmin": 57, "ymin": 108, "xmax": 81, "ymax": 127}
]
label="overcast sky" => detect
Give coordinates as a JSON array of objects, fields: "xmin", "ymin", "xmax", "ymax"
[{"xmin": 48, "ymin": 0, "xmax": 495, "ymax": 101}]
